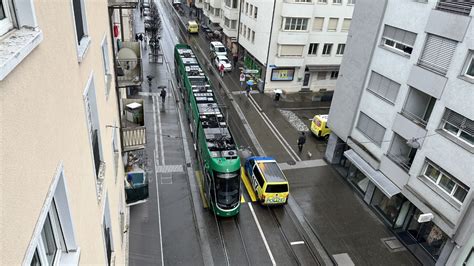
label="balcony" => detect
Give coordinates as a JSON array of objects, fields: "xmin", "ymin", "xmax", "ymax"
[
  {"xmin": 116, "ymin": 41, "xmax": 142, "ymax": 88},
  {"xmin": 436, "ymin": 0, "xmax": 473, "ymax": 16},
  {"xmin": 387, "ymin": 134, "xmax": 417, "ymax": 172},
  {"xmin": 121, "ymin": 99, "xmax": 146, "ymax": 151},
  {"xmin": 108, "ymin": 0, "xmax": 138, "ymax": 8},
  {"xmin": 401, "ymin": 87, "xmax": 436, "ymax": 128}
]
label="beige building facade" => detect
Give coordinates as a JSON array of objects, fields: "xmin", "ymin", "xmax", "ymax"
[{"xmin": 0, "ymin": 0, "xmax": 127, "ymax": 264}]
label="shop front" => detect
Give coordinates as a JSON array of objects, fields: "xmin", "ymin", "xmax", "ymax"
[{"xmin": 341, "ymin": 150, "xmax": 449, "ymax": 265}]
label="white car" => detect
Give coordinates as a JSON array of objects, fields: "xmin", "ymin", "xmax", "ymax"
[
  {"xmin": 210, "ymin": 41, "xmax": 227, "ymax": 57},
  {"xmin": 214, "ymin": 55, "xmax": 232, "ymax": 72}
]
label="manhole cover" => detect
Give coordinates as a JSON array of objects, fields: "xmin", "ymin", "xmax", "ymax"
[{"xmin": 381, "ymin": 237, "xmax": 406, "ymax": 252}]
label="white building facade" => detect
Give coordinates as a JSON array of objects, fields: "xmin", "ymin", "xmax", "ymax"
[{"xmin": 326, "ymin": 0, "xmax": 474, "ymax": 265}]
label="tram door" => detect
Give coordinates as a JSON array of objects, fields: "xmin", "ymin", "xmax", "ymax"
[{"xmin": 203, "ymin": 167, "xmax": 212, "ymax": 205}]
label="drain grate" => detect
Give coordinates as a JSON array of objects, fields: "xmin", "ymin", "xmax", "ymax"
[{"xmin": 381, "ymin": 237, "xmax": 406, "ymax": 253}]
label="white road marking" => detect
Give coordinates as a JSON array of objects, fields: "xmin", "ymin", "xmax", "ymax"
[
  {"xmin": 156, "ymin": 96, "xmax": 165, "ymax": 166},
  {"xmin": 290, "ymin": 241, "xmax": 305, "ymax": 246},
  {"xmin": 248, "ymin": 203, "xmax": 276, "ymax": 266},
  {"xmin": 152, "ymin": 96, "xmax": 165, "ymax": 266}
]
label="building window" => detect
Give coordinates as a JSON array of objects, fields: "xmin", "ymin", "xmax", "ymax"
[
  {"xmin": 231, "ymin": 20, "xmax": 237, "ymax": 29},
  {"xmin": 336, "ymin": 43, "xmax": 345, "ymax": 55},
  {"xmin": 254, "ymin": 6, "xmax": 258, "ymax": 19},
  {"xmin": 103, "ymin": 195, "xmax": 114, "ymax": 265},
  {"xmin": 249, "ymin": 4, "xmax": 253, "ymax": 17},
  {"xmin": 295, "ymin": 0, "xmax": 312, "ymax": 2},
  {"xmin": 243, "ymin": 25, "xmax": 246, "ymax": 37},
  {"xmin": 245, "ymin": 2, "xmax": 248, "ymax": 14},
  {"xmin": 322, "ymin": 43, "xmax": 333, "ymax": 55},
  {"xmin": 401, "ymin": 87, "xmax": 436, "ymax": 128},
  {"xmin": 224, "ymin": 17, "xmax": 230, "ymax": 27},
  {"xmin": 341, "ymin": 18, "xmax": 351, "ymax": 32},
  {"xmin": 283, "ymin": 17, "xmax": 309, "ymax": 31},
  {"xmin": 327, "ymin": 18, "xmax": 338, "ymax": 31},
  {"xmin": 308, "ymin": 43, "xmax": 319, "ymax": 55},
  {"xmin": 313, "ymin": 17, "xmax": 324, "ymax": 31},
  {"xmin": 0, "ymin": 0, "xmax": 14, "ymax": 36},
  {"xmin": 101, "ymin": 36, "xmax": 112, "ymax": 98},
  {"xmin": 251, "ymin": 30, "xmax": 255, "ymax": 43},
  {"xmin": 317, "ymin": 71, "xmax": 327, "ymax": 80},
  {"xmin": 423, "ymin": 160, "xmax": 469, "ymax": 203},
  {"xmin": 247, "ymin": 28, "xmax": 250, "ymax": 39},
  {"xmin": 24, "ymin": 166, "xmax": 80, "ymax": 265},
  {"xmin": 366, "ymin": 71, "xmax": 400, "ymax": 104},
  {"xmin": 356, "ymin": 112, "xmax": 386, "ymax": 146},
  {"xmin": 330, "ymin": 71, "xmax": 339, "ymax": 79},
  {"xmin": 440, "ymin": 109, "xmax": 474, "ymax": 146},
  {"xmin": 333, "ymin": 0, "xmax": 342, "ymax": 4},
  {"xmin": 279, "ymin": 45, "xmax": 305, "ymax": 56},
  {"xmin": 462, "ymin": 51, "xmax": 474, "ymax": 79},
  {"xmin": 72, "ymin": 0, "xmax": 90, "ymax": 61},
  {"xmin": 381, "ymin": 25, "xmax": 416, "ymax": 56},
  {"xmin": 388, "ymin": 133, "xmax": 417, "ymax": 171},
  {"xmin": 348, "ymin": 0, "xmax": 355, "ymax": 4},
  {"xmin": 317, "ymin": 0, "xmax": 327, "ymax": 3},
  {"xmin": 419, "ymin": 34, "xmax": 457, "ymax": 75}
]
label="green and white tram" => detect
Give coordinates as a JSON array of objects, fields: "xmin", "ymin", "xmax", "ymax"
[{"xmin": 174, "ymin": 44, "xmax": 241, "ymax": 217}]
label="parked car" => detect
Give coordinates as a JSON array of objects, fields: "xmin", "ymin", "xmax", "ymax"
[
  {"xmin": 214, "ymin": 55, "xmax": 232, "ymax": 72},
  {"xmin": 210, "ymin": 41, "xmax": 227, "ymax": 57}
]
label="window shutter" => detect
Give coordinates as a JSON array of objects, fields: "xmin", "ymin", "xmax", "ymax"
[
  {"xmin": 280, "ymin": 45, "xmax": 304, "ymax": 56},
  {"xmin": 367, "ymin": 71, "xmax": 400, "ymax": 103},
  {"xmin": 357, "ymin": 112, "xmax": 386, "ymax": 146},
  {"xmin": 420, "ymin": 35, "xmax": 457, "ymax": 74},
  {"xmin": 383, "ymin": 25, "xmax": 416, "ymax": 46},
  {"xmin": 328, "ymin": 18, "xmax": 338, "ymax": 31},
  {"xmin": 313, "ymin": 17, "xmax": 324, "ymax": 31},
  {"xmin": 342, "ymin": 19, "xmax": 351, "ymax": 31}
]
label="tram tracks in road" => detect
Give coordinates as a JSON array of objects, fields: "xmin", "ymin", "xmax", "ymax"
[{"xmin": 215, "ymin": 216, "xmax": 252, "ymax": 266}]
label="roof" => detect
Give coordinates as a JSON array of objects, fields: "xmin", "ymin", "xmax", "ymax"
[
  {"xmin": 315, "ymin": 114, "xmax": 329, "ymax": 121},
  {"xmin": 211, "ymin": 41, "xmax": 224, "ymax": 47},
  {"xmin": 188, "ymin": 20, "xmax": 198, "ymax": 25},
  {"xmin": 257, "ymin": 161, "xmax": 287, "ymax": 183},
  {"xmin": 217, "ymin": 55, "xmax": 229, "ymax": 60}
]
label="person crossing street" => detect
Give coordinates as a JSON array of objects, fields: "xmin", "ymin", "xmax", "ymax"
[
  {"xmin": 160, "ymin": 87, "xmax": 167, "ymax": 104},
  {"xmin": 297, "ymin": 132, "xmax": 306, "ymax": 153}
]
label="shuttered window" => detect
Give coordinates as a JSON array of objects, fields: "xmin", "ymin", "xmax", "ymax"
[
  {"xmin": 356, "ymin": 112, "xmax": 386, "ymax": 146},
  {"xmin": 382, "ymin": 25, "xmax": 416, "ymax": 55},
  {"xmin": 280, "ymin": 45, "xmax": 304, "ymax": 56},
  {"xmin": 341, "ymin": 18, "xmax": 351, "ymax": 32},
  {"xmin": 419, "ymin": 34, "xmax": 457, "ymax": 75},
  {"xmin": 327, "ymin": 18, "xmax": 338, "ymax": 31},
  {"xmin": 313, "ymin": 17, "xmax": 324, "ymax": 31},
  {"xmin": 441, "ymin": 109, "xmax": 473, "ymax": 146},
  {"xmin": 366, "ymin": 71, "xmax": 400, "ymax": 103}
]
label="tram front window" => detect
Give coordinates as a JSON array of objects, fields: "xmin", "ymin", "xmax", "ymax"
[{"xmin": 214, "ymin": 170, "xmax": 240, "ymax": 209}]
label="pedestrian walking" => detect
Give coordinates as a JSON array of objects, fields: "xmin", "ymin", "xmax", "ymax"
[
  {"xmin": 297, "ymin": 132, "xmax": 306, "ymax": 153},
  {"xmin": 219, "ymin": 63, "xmax": 225, "ymax": 77},
  {"xmin": 144, "ymin": 34, "xmax": 148, "ymax": 50},
  {"xmin": 245, "ymin": 84, "xmax": 251, "ymax": 97},
  {"xmin": 232, "ymin": 54, "xmax": 238, "ymax": 68},
  {"xmin": 160, "ymin": 87, "xmax": 167, "ymax": 104},
  {"xmin": 239, "ymin": 72, "xmax": 245, "ymax": 89}
]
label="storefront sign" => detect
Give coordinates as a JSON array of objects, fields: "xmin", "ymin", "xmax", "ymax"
[{"xmin": 271, "ymin": 68, "xmax": 295, "ymax": 81}]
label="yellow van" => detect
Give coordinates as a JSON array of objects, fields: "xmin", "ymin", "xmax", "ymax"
[
  {"xmin": 187, "ymin": 20, "xmax": 199, "ymax": 34},
  {"xmin": 244, "ymin": 157, "xmax": 289, "ymax": 205},
  {"xmin": 311, "ymin": 114, "xmax": 331, "ymax": 139}
]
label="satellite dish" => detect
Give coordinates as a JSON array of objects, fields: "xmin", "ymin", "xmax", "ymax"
[{"xmin": 117, "ymin": 47, "xmax": 138, "ymax": 75}]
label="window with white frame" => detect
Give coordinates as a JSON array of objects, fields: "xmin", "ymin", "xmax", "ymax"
[
  {"xmin": 313, "ymin": 17, "xmax": 324, "ymax": 31},
  {"xmin": 283, "ymin": 17, "xmax": 309, "ymax": 31},
  {"xmin": 308, "ymin": 43, "xmax": 319, "ymax": 55},
  {"xmin": 322, "ymin": 43, "xmax": 333, "ymax": 55},
  {"xmin": 24, "ymin": 165, "xmax": 79, "ymax": 265},
  {"xmin": 245, "ymin": 2, "xmax": 248, "ymax": 14},
  {"xmin": 341, "ymin": 18, "xmax": 351, "ymax": 32},
  {"xmin": 254, "ymin": 6, "xmax": 258, "ymax": 19},
  {"xmin": 327, "ymin": 18, "xmax": 338, "ymax": 31},
  {"xmin": 295, "ymin": 0, "xmax": 312, "ymax": 2},
  {"xmin": 279, "ymin": 45, "xmax": 305, "ymax": 56},
  {"xmin": 0, "ymin": 0, "xmax": 42, "ymax": 81},
  {"xmin": 440, "ymin": 109, "xmax": 473, "ymax": 146},
  {"xmin": 251, "ymin": 30, "xmax": 255, "ymax": 43},
  {"xmin": 0, "ymin": 0, "xmax": 14, "ymax": 36},
  {"xmin": 247, "ymin": 28, "xmax": 250, "ymax": 39},
  {"xmin": 336, "ymin": 43, "xmax": 345, "ymax": 55},
  {"xmin": 366, "ymin": 71, "xmax": 400, "ymax": 103},
  {"xmin": 231, "ymin": 20, "xmax": 237, "ymax": 29},
  {"xmin": 463, "ymin": 51, "xmax": 474, "ymax": 79},
  {"xmin": 243, "ymin": 25, "xmax": 247, "ymax": 37},
  {"xmin": 72, "ymin": 0, "xmax": 90, "ymax": 61},
  {"xmin": 348, "ymin": 0, "xmax": 355, "ymax": 4},
  {"xmin": 101, "ymin": 37, "xmax": 112, "ymax": 98},
  {"xmin": 112, "ymin": 123, "xmax": 119, "ymax": 183},
  {"xmin": 419, "ymin": 34, "xmax": 457, "ymax": 75},
  {"xmin": 381, "ymin": 25, "xmax": 416, "ymax": 56},
  {"xmin": 249, "ymin": 4, "xmax": 253, "ymax": 17},
  {"xmin": 317, "ymin": 72, "xmax": 327, "ymax": 80},
  {"xmin": 330, "ymin": 71, "xmax": 339, "ymax": 79},
  {"xmin": 333, "ymin": 0, "xmax": 342, "ymax": 4},
  {"xmin": 422, "ymin": 160, "xmax": 469, "ymax": 203},
  {"xmin": 356, "ymin": 112, "xmax": 386, "ymax": 146},
  {"xmin": 318, "ymin": 0, "xmax": 327, "ymax": 3},
  {"xmin": 103, "ymin": 195, "xmax": 114, "ymax": 265},
  {"xmin": 224, "ymin": 17, "xmax": 230, "ymax": 27}
]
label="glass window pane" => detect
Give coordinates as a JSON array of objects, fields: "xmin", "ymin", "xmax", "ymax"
[
  {"xmin": 424, "ymin": 164, "xmax": 440, "ymax": 182},
  {"xmin": 453, "ymin": 186, "xmax": 468, "ymax": 202},
  {"xmin": 41, "ymin": 214, "xmax": 57, "ymax": 265},
  {"xmin": 466, "ymin": 57, "xmax": 474, "ymax": 77},
  {"xmin": 443, "ymin": 122, "xmax": 459, "ymax": 135},
  {"xmin": 459, "ymin": 131, "xmax": 474, "ymax": 146},
  {"xmin": 30, "ymin": 249, "xmax": 41, "ymax": 266},
  {"xmin": 438, "ymin": 174, "xmax": 455, "ymax": 193}
]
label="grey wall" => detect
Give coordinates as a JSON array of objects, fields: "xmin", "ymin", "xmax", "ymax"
[{"xmin": 327, "ymin": 0, "xmax": 388, "ymax": 141}]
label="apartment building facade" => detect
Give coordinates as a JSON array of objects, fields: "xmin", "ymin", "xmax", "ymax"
[
  {"xmin": 325, "ymin": 0, "xmax": 474, "ymax": 265},
  {"xmin": 0, "ymin": 0, "xmax": 128, "ymax": 264}
]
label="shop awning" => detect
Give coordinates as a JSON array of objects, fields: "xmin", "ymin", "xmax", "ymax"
[{"xmin": 344, "ymin": 150, "xmax": 401, "ymax": 198}]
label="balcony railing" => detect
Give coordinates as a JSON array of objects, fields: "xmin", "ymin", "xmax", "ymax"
[
  {"xmin": 387, "ymin": 153, "xmax": 413, "ymax": 172},
  {"xmin": 401, "ymin": 110, "xmax": 428, "ymax": 128},
  {"xmin": 436, "ymin": 0, "xmax": 474, "ymax": 16},
  {"xmin": 122, "ymin": 127, "xmax": 146, "ymax": 151}
]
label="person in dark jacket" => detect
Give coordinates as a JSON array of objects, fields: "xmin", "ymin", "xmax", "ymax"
[
  {"xmin": 160, "ymin": 87, "xmax": 167, "ymax": 104},
  {"xmin": 297, "ymin": 132, "xmax": 306, "ymax": 153}
]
